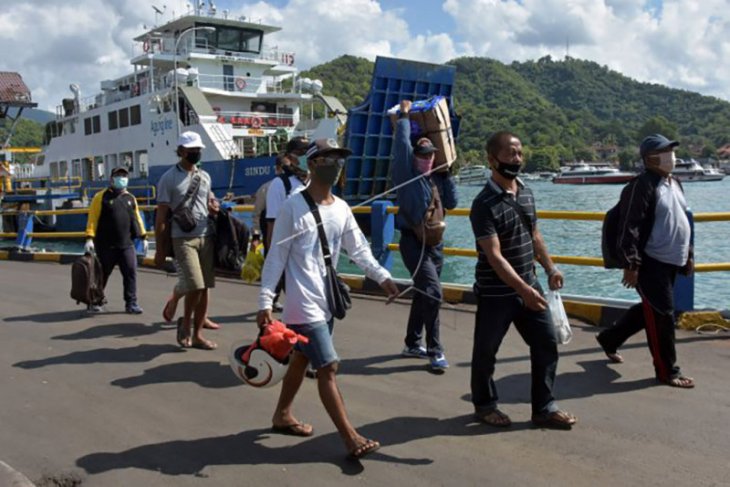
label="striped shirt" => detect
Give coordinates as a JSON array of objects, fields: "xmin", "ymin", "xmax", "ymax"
[{"xmin": 469, "ymin": 177, "xmax": 537, "ymax": 297}]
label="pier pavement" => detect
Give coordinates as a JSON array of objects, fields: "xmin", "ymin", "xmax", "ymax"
[{"xmin": 0, "ymin": 259, "xmax": 728, "ymax": 486}]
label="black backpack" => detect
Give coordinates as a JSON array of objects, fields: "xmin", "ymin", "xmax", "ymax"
[
  {"xmin": 70, "ymin": 253, "xmax": 106, "ymax": 305},
  {"xmin": 214, "ymin": 208, "xmax": 250, "ymax": 272}
]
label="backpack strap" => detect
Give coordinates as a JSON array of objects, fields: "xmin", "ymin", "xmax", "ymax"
[
  {"xmin": 279, "ymin": 173, "xmax": 292, "ymax": 196},
  {"xmin": 300, "ymin": 191, "xmax": 333, "ymax": 267}
]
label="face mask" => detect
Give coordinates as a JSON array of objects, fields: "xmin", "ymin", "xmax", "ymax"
[
  {"xmin": 186, "ymin": 151, "xmax": 202, "ymax": 165},
  {"xmin": 494, "ymin": 159, "xmax": 521, "ymax": 180},
  {"xmin": 297, "ymin": 155, "xmax": 309, "ymax": 172},
  {"xmin": 414, "ymin": 157, "xmax": 433, "ymax": 174},
  {"xmin": 658, "ymin": 152, "xmax": 676, "ymax": 173},
  {"xmin": 112, "ymin": 176, "xmax": 128, "ymax": 190},
  {"xmin": 312, "ymin": 164, "xmax": 342, "ymax": 186}
]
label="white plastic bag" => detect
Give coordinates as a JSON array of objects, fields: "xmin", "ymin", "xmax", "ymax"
[{"xmin": 546, "ymin": 290, "xmax": 572, "ymax": 345}]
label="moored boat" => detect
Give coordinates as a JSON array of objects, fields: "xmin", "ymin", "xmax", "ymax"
[
  {"xmin": 673, "ymin": 159, "xmax": 725, "ymax": 182},
  {"xmin": 456, "ymin": 165, "xmax": 489, "ymax": 186},
  {"xmin": 552, "ymin": 162, "xmax": 634, "ymax": 184}
]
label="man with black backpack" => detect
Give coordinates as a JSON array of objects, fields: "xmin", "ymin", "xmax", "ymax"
[{"xmin": 597, "ymin": 134, "xmax": 695, "ymax": 388}]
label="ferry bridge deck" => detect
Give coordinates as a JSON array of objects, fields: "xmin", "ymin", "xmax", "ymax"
[{"xmin": 0, "ymin": 259, "xmax": 728, "ymax": 486}]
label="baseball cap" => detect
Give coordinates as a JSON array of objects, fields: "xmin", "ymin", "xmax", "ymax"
[
  {"xmin": 305, "ymin": 138, "xmax": 352, "ymax": 161},
  {"xmin": 178, "ymin": 131, "xmax": 206, "ymax": 149},
  {"xmin": 286, "ymin": 136, "xmax": 309, "ymax": 153},
  {"xmin": 639, "ymin": 134, "xmax": 679, "ymax": 158},
  {"xmin": 413, "ymin": 137, "xmax": 438, "ymax": 155},
  {"xmin": 111, "ymin": 166, "xmax": 129, "ymax": 176}
]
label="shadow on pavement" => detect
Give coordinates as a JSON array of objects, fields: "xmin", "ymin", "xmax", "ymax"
[
  {"xmin": 76, "ymin": 414, "xmax": 527, "ymax": 477},
  {"xmin": 340, "ymin": 354, "xmax": 431, "ymax": 376},
  {"xmin": 112, "ymin": 361, "xmax": 241, "ymax": 389},
  {"xmin": 4, "ymin": 309, "xmax": 90, "ymax": 323},
  {"xmin": 13, "ymin": 344, "xmax": 184, "ymax": 369},
  {"xmin": 52, "ymin": 322, "xmax": 169, "ymax": 341}
]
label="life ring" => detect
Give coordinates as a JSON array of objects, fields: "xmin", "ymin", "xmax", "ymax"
[
  {"xmin": 250, "ymin": 116, "xmax": 262, "ymax": 129},
  {"xmin": 235, "ymin": 77, "xmax": 247, "ymax": 91},
  {"xmin": 143, "ymin": 40, "xmax": 150, "ymax": 53}
]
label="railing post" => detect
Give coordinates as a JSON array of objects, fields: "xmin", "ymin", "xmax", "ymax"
[
  {"xmin": 16, "ymin": 211, "xmax": 33, "ymax": 251},
  {"xmin": 370, "ymin": 200, "xmax": 394, "ymax": 271},
  {"xmin": 674, "ymin": 210, "xmax": 694, "ymax": 312}
]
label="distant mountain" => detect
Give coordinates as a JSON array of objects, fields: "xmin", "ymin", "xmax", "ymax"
[
  {"xmin": 21, "ymin": 108, "xmax": 54, "ymax": 124},
  {"xmin": 306, "ymin": 55, "xmax": 730, "ymax": 170}
]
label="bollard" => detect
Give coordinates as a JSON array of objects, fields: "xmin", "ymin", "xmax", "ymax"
[
  {"xmin": 673, "ymin": 210, "xmax": 694, "ymax": 312},
  {"xmin": 370, "ymin": 200, "xmax": 394, "ymax": 270}
]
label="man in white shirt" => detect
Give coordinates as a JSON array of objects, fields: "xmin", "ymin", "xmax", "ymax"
[{"xmin": 257, "ymin": 138, "xmax": 399, "ymax": 460}]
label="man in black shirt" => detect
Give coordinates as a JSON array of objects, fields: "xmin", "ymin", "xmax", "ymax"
[
  {"xmin": 469, "ymin": 131, "xmax": 576, "ymax": 429},
  {"xmin": 85, "ymin": 166, "xmax": 147, "ymax": 314}
]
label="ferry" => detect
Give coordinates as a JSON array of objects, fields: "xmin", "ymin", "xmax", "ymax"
[
  {"xmin": 456, "ymin": 165, "xmax": 489, "ymax": 186},
  {"xmin": 552, "ymin": 162, "xmax": 635, "ymax": 185},
  {"xmin": 673, "ymin": 159, "xmax": 725, "ymax": 182},
  {"xmin": 2, "ymin": 4, "xmax": 460, "ymax": 234}
]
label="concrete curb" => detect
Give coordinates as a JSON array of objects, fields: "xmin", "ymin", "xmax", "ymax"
[
  {"xmin": 1, "ymin": 250, "xmax": 636, "ymax": 327},
  {"xmin": 0, "ymin": 461, "xmax": 35, "ymax": 487}
]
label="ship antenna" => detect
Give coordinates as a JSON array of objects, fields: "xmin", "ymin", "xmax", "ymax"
[{"xmin": 152, "ymin": 4, "xmax": 166, "ymax": 26}]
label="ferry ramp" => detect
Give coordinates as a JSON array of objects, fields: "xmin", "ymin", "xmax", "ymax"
[{"xmin": 0, "ymin": 259, "xmax": 728, "ymax": 487}]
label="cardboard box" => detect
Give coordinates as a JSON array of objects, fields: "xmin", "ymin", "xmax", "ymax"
[{"xmin": 389, "ymin": 96, "xmax": 457, "ymax": 171}]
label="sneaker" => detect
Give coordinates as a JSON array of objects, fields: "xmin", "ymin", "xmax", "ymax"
[
  {"xmin": 86, "ymin": 304, "xmax": 104, "ymax": 314},
  {"xmin": 430, "ymin": 353, "xmax": 449, "ymax": 371},
  {"xmin": 401, "ymin": 345, "xmax": 428, "ymax": 358},
  {"xmin": 126, "ymin": 303, "xmax": 144, "ymax": 314}
]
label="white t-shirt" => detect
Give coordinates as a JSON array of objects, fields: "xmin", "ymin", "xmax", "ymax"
[
  {"xmin": 265, "ymin": 175, "xmax": 305, "ymax": 220},
  {"xmin": 258, "ymin": 193, "xmax": 391, "ymax": 324}
]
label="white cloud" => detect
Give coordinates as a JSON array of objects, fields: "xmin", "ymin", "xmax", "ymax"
[{"xmin": 1, "ymin": 0, "xmax": 729, "ymax": 115}]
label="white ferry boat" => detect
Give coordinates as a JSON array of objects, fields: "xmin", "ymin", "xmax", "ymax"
[
  {"xmin": 552, "ymin": 162, "xmax": 635, "ymax": 184},
  {"xmin": 456, "ymin": 165, "xmax": 489, "ymax": 186},
  {"xmin": 673, "ymin": 159, "xmax": 725, "ymax": 182},
  {"xmin": 31, "ymin": 5, "xmax": 345, "ymax": 210}
]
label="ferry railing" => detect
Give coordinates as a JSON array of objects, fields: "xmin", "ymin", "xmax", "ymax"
[
  {"xmin": 3, "ymin": 203, "xmax": 729, "ymax": 311},
  {"xmin": 196, "ymin": 74, "xmax": 266, "ymax": 94},
  {"xmin": 9, "ymin": 176, "xmax": 83, "ymax": 192}
]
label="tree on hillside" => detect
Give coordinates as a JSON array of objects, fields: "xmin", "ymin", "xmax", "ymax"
[
  {"xmin": 0, "ymin": 119, "xmax": 44, "ymax": 164},
  {"xmin": 636, "ymin": 116, "xmax": 678, "ymax": 141}
]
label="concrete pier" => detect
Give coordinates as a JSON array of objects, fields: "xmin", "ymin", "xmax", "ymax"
[{"xmin": 0, "ymin": 259, "xmax": 728, "ymax": 486}]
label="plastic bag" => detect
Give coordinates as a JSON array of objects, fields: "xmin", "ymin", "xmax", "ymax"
[
  {"xmin": 241, "ymin": 244, "xmax": 264, "ymax": 283},
  {"xmin": 546, "ymin": 290, "xmax": 572, "ymax": 345}
]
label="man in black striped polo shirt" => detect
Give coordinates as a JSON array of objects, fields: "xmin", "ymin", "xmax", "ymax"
[{"xmin": 468, "ymin": 131, "xmax": 577, "ymax": 429}]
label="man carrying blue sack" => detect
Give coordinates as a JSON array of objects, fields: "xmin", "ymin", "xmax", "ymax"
[{"xmin": 392, "ymin": 99, "xmax": 458, "ymax": 371}]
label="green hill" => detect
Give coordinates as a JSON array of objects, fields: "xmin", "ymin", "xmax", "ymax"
[{"xmin": 306, "ymin": 55, "xmax": 730, "ymax": 171}]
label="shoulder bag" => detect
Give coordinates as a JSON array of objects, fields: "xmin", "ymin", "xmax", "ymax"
[
  {"xmin": 301, "ymin": 191, "xmax": 352, "ymax": 320},
  {"xmin": 172, "ymin": 170, "xmax": 202, "ymax": 233}
]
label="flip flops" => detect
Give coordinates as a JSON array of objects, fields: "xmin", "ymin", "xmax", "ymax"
[
  {"xmin": 531, "ymin": 410, "xmax": 577, "ymax": 430},
  {"xmin": 348, "ymin": 439, "xmax": 380, "ymax": 461},
  {"xmin": 661, "ymin": 376, "xmax": 695, "ymax": 388},
  {"xmin": 475, "ymin": 408, "xmax": 512, "ymax": 427},
  {"xmin": 162, "ymin": 295, "xmax": 177, "ymax": 323},
  {"xmin": 271, "ymin": 422, "xmax": 314, "ymax": 437},
  {"xmin": 176, "ymin": 317, "xmax": 191, "ymax": 348},
  {"xmin": 190, "ymin": 338, "xmax": 218, "ymax": 350},
  {"xmin": 595, "ymin": 334, "xmax": 624, "ymax": 363}
]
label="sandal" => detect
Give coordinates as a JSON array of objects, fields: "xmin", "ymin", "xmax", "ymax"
[
  {"xmin": 596, "ymin": 335, "xmax": 624, "ymax": 363},
  {"xmin": 532, "ymin": 410, "xmax": 577, "ymax": 430},
  {"xmin": 162, "ymin": 295, "xmax": 177, "ymax": 323},
  {"xmin": 176, "ymin": 317, "xmax": 191, "ymax": 348},
  {"xmin": 348, "ymin": 439, "xmax": 380, "ymax": 461},
  {"xmin": 271, "ymin": 422, "xmax": 314, "ymax": 437},
  {"xmin": 475, "ymin": 408, "xmax": 512, "ymax": 427},
  {"xmin": 190, "ymin": 338, "xmax": 218, "ymax": 350},
  {"xmin": 661, "ymin": 376, "xmax": 695, "ymax": 389}
]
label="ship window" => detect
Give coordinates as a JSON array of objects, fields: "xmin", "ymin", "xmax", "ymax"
[
  {"xmin": 108, "ymin": 111, "xmax": 118, "ymax": 130},
  {"xmin": 130, "ymin": 105, "xmax": 141, "ymax": 125},
  {"xmin": 92, "ymin": 115, "xmax": 101, "ymax": 134},
  {"xmin": 195, "ymin": 23, "xmax": 263, "ymax": 54},
  {"xmin": 50, "ymin": 162, "xmax": 59, "ymax": 179},
  {"xmin": 241, "ymin": 29, "xmax": 262, "ymax": 53},
  {"xmin": 84, "ymin": 117, "xmax": 92, "ymax": 135},
  {"xmin": 218, "ymin": 28, "xmax": 240, "ymax": 51},
  {"xmin": 59, "ymin": 160, "xmax": 68, "ymax": 178},
  {"xmin": 119, "ymin": 107, "xmax": 129, "ymax": 128}
]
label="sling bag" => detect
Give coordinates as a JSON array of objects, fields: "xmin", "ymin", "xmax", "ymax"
[
  {"xmin": 172, "ymin": 169, "xmax": 202, "ymax": 233},
  {"xmin": 301, "ymin": 191, "xmax": 352, "ymax": 320}
]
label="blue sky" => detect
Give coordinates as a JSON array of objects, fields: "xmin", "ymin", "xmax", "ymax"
[{"xmin": 2, "ymin": 0, "xmax": 729, "ymax": 111}]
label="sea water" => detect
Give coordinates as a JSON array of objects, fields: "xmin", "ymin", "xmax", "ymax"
[{"xmin": 7, "ymin": 179, "xmax": 729, "ymax": 309}]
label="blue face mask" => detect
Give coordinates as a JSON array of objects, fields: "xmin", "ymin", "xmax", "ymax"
[
  {"xmin": 297, "ymin": 155, "xmax": 309, "ymax": 171},
  {"xmin": 112, "ymin": 176, "xmax": 128, "ymax": 190}
]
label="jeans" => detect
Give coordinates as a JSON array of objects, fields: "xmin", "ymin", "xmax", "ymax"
[
  {"xmin": 399, "ymin": 229, "xmax": 444, "ymax": 355},
  {"xmin": 471, "ymin": 290, "xmax": 559, "ymax": 415},
  {"xmin": 96, "ymin": 245, "xmax": 138, "ymax": 305}
]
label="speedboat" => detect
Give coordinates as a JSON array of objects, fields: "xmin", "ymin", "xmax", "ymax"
[
  {"xmin": 457, "ymin": 165, "xmax": 489, "ymax": 185},
  {"xmin": 673, "ymin": 159, "xmax": 725, "ymax": 182},
  {"xmin": 552, "ymin": 162, "xmax": 635, "ymax": 184}
]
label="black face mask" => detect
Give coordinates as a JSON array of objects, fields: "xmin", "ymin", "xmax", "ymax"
[
  {"xmin": 494, "ymin": 158, "xmax": 521, "ymax": 180},
  {"xmin": 186, "ymin": 152, "xmax": 202, "ymax": 165}
]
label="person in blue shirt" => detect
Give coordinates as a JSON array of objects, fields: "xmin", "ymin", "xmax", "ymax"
[{"xmin": 392, "ymin": 99, "xmax": 457, "ymax": 371}]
